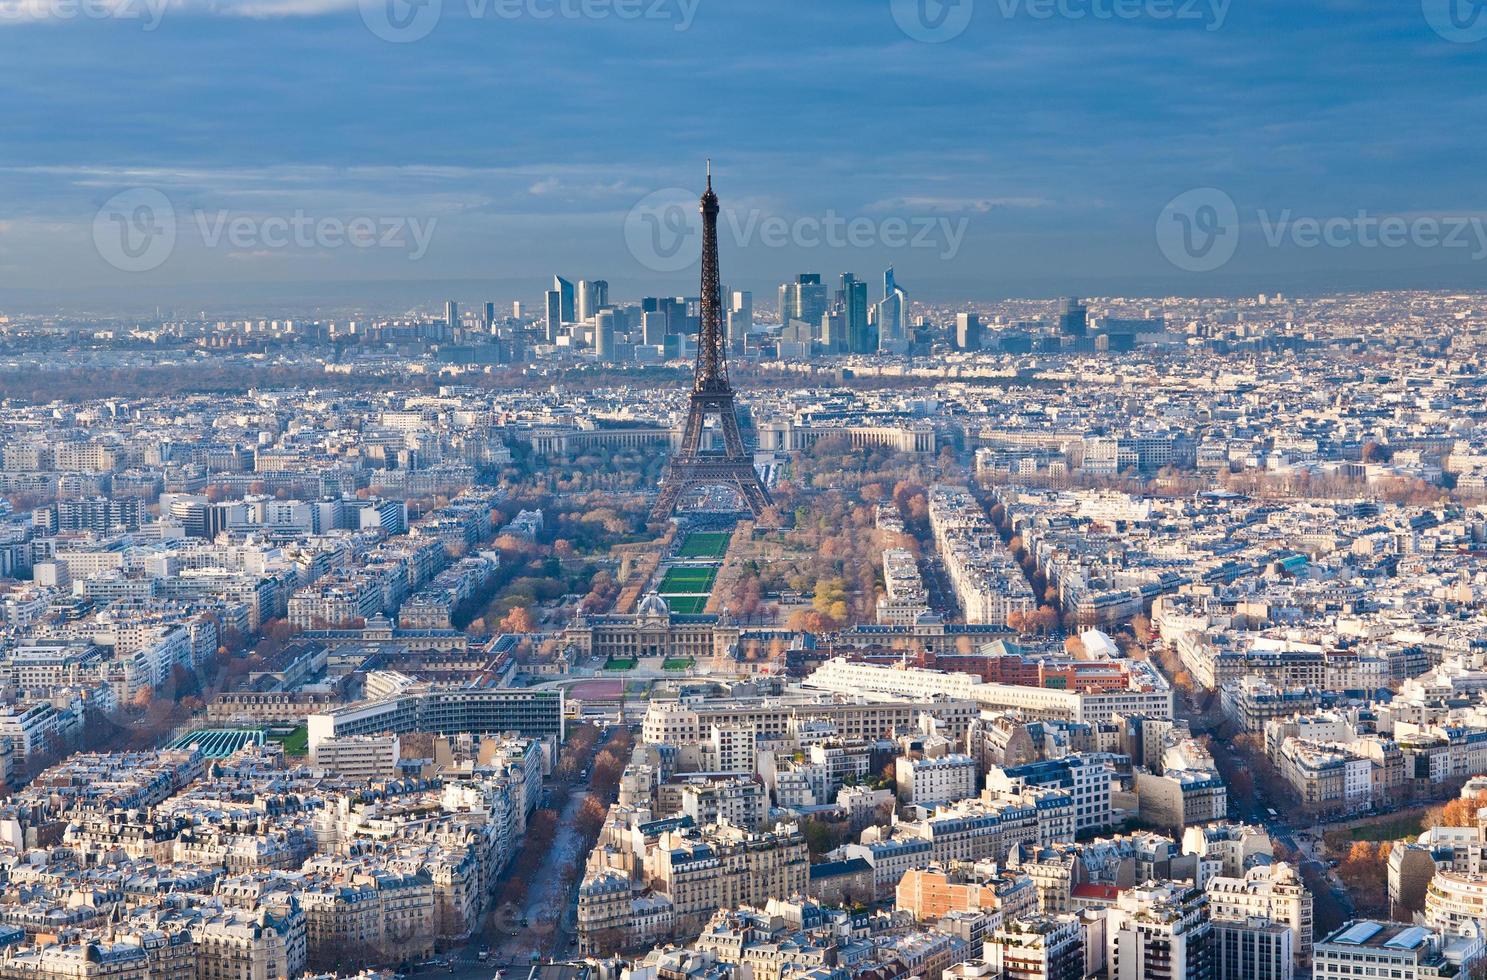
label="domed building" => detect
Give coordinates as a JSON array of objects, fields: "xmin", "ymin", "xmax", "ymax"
[{"xmin": 564, "ymin": 593, "xmax": 738, "ymax": 663}]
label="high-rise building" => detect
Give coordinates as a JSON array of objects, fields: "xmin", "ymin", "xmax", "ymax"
[
  {"xmin": 595, "ymin": 309, "xmax": 616, "ymax": 361},
  {"xmin": 445, "ymin": 300, "xmax": 458, "ymax": 331},
  {"xmin": 728, "ymin": 290, "xmax": 752, "ymax": 354},
  {"xmin": 985, "ymin": 916, "xmax": 1085, "ymax": 980},
  {"xmin": 553, "ymin": 276, "xmax": 576, "ymax": 323},
  {"xmin": 820, "ymin": 311, "xmax": 846, "ymax": 353},
  {"xmin": 644, "ymin": 296, "xmax": 693, "ymax": 340},
  {"xmin": 642, "ymin": 311, "xmax": 668, "ymax": 347},
  {"xmin": 592, "ymin": 279, "xmax": 609, "ymax": 310},
  {"xmin": 779, "ymin": 274, "xmax": 828, "ymax": 330},
  {"xmin": 577, "ymin": 280, "xmax": 595, "ymax": 322},
  {"xmin": 544, "ymin": 290, "xmax": 562, "ymax": 342},
  {"xmin": 1106, "ymin": 883, "xmax": 1214, "ymax": 980},
  {"xmin": 876, "ymin": 267, "xmax": 910, "ymax": 353},
  {"xmin": 1058, "ymin": 297, "xmax": 1089, "ymax": 336},
  {"xmin": 1213, "ymin": 917, "xmax": 1292, "ymax": 980},
  {"xmin": 509, "ymin": 300, "xmax": 522, "ymax": 320},
  {"xmin": 841, "ymin": 273, "xmax": 871, "ymax": 353},
  {"xmin": 957, "ymin": 313, "xmax": 983, "ymax": 351},
  {"xmin": 1206, "ymin": 863, "xmax": 1312, "ymax": 967}
]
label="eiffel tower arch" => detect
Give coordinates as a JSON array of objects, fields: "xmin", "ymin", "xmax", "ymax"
[{"xmin": 651, "ymin": 165, "xmax": 776, "ymax": 526}]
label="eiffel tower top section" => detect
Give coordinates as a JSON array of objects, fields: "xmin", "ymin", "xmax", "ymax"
[{"xmin": 693, "ymin": 161, "xmax": 730, "ymax": 396}]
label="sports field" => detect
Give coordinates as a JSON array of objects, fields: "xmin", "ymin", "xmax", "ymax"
[
  {"xmin": 678, "ymin": 532, "xmax": 731, "ymax": 560},
  {"xmin": 664, "ymin": 595, "xmax": 709, "ymax": 615},
  {"xmin": 659, "ymin": 566, "xmax": 717, "ymax": 594}
]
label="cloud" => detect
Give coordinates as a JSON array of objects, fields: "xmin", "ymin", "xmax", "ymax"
[
  {"xmin": 863, "ymin": 196, "xmax": 1052, "ymax": 214},
  {"xmin": 0, "ymin": 0, "xmax": 355, "ymax": 24}
]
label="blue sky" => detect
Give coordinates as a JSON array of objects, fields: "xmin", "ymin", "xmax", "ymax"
[{"xmin": 0, "ymin": 0, "xmax": 1483, "ymax": 311}]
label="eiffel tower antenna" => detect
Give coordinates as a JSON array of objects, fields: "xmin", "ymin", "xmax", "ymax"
[{"xmin": 651, "ymin": 164, "xmax": 775, "ymax": 525}]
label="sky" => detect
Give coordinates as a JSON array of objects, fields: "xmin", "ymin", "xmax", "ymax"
[{"xmin": 0, "ymin": 0, "xmax": 1484, "ymax": 313}]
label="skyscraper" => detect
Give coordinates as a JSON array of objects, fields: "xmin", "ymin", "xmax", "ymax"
[
  {"xmin": 876, "ymin": 267, "xmax": 909, "ymax": 353},
  {"xmin": 642, "ymin": 311, "xmax": 667, "ymax": 347},
  {"xmin": 484, "ymin": 301, "xmax": 497, "ymax": 328},
  {"xmin": 1058, "ymin": 297, "xmax": 1089, "ymax": 336},
  {"xmin": 728, "ymin": 290, "xmax": 752, "ymax": 354},
  {"xmin": 841, "ymin": 273, "xmax": 871, "ymax": 353},
  {"xmin": 544, "ymin": 290, "xmax": 562, "ymax": 342},
  {"xmin": 956, "ymin": 313, "xmax": 982, "ymax": 351},
  {"xmin": 594, "ymin": 309, "xmax": 616, "ymax": 361},
  {"xmin": 577, "ymin": 280, "xmax": 594, "ymax": 322},
  {"xmin": 445, "ymin": 300, "xmax": 458, "ymax": 331},
  {"xmin": 779, "ymin": 274, "xmax": 828, "ymax": 330},
  {"xmin": 552, "ymin": 276, "xmax": 576, "ymax": 324},
  {"xmin": 820, "ymin": 310, "xmax": 847, "ymax": 353}
]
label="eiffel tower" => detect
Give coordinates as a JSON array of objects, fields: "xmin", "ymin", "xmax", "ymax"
[{"xmin": 651, "ymin": 164, "xmax": 775, "ymax": 525}]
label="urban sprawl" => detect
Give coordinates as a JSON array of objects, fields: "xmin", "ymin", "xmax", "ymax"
[{"xmin": 0, "ymin": 280, "xmax": 1486, "ymax": 980}]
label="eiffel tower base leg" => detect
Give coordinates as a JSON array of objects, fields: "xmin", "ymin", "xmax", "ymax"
[{"xmin": 651, "ymin": 460, "xmax": 775, "ymax": 526}]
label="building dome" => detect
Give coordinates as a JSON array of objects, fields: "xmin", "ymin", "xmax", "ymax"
[{"xmin": 638, "ymin": 593, "xmax": 671, "ymax": 618}]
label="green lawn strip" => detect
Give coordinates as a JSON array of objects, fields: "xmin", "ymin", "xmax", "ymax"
[
  {"xmin": 659, "ymin": 567, "xmax": 717, "ymax": 593},
  {"xmin": 1348, "ymin": 815, "xmax": 1425, "ymax": 842},
  {"xmin": 678, "ymin": 533, "xmax": 731, "ymax": 559},
  {"xmin": 276, "ymin": 726, "xmax": 309, "ymax": 756}
]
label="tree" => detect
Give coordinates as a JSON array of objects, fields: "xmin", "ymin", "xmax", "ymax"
[
  {"xmin": 575, "ymin": 794, "xmax": 609, "ymax": 842},
  {"xmin": 1132, "ymin": 613, "xmax": 1154, "ymax": 646},
  {"xmin": 1435, "ymin": 792, "xmax": 1487, "ymax": 828},
  {"xmin": 501, "ymin": 606, "xmax": 536, "ymax": 634}
]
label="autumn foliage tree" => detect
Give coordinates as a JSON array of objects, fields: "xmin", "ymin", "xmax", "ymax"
[
  {"xmin": 1431, "ymin": 792, "xmax": 1487, "ymax": 828},
  {"xmin": 500, "ymin": 606, "xmax": 536, "ymax": 634},
  {"xmin": 1334, "ymin": 840, "xmax": 1393, "ymax": 915}
]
